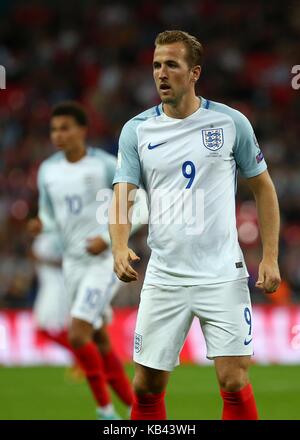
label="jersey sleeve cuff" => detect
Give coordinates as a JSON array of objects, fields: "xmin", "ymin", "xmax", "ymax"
[
  {"xmin": 112, "ymin": 176, "xmax": 140, "ymax": 187},
  {"xmin": 240, "ymin": 163, "xmax": 267, "ymax": 179}
]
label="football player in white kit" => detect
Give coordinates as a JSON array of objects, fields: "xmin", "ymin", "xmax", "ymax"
[
  {"xmin": 28, "ymin": 217, "xmax": 135, "ymax": 405},
  {"xmin": 37, "ymin": 102, "xmax": 147, "ymax": 419},
  {"xmin": 31, "ymin": 228, "xmax": 68, "ymax": 334},
  {"xmin": 109, "ymin": 31, "xmax": 281, "ymax": 420}
]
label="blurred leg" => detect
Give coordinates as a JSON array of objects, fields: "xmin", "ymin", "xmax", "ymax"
[
  {"xmin": 68, "ymin": 318, "xmax": 111, "ymax": 408},
  {"xmin": 94, "ymin": 326, "xmax": 133, "ymax": 407}
]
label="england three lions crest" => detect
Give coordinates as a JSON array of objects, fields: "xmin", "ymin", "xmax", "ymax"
[{"xmin": 202, "ymin": 128, "xmax": 224, "ymax": 151}]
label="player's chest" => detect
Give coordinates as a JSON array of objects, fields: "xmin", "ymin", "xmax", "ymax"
[
  {"xmin": 45, "ymin": 164, "xmax": 106, "ymax": 210},
  {"xmin": 138, "ymin": 118, "xmax": 235, "ymax": 177}
]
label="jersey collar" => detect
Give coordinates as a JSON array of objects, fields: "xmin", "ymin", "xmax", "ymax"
[{"xmin": 158, "ymin": 96, "xmax": 208, "ymax": 121}]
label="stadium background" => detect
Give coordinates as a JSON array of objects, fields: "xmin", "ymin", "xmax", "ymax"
[{"xmin": 0, "ymin": 0, "xmax": 300, "ymax": 419}]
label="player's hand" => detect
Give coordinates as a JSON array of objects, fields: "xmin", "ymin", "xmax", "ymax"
[
  {"xmin": 86, "ymin": 236, "xmax": 108, "ymax": 255},
  {"xmin": 255, "ymin": 258, "xmax": 281, "ymax": 294},
  {"xmin": 27, "ymin": 217, "xmax": 42, "ymax": 237},
  {"xmin": 112, "ymin": 247, "xmax": 140, "ymax": 282}
]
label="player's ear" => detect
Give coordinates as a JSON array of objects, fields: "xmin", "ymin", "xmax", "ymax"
[{"xmin": 191, "ymin": 65, "xmax": 201, "ymax": 83}]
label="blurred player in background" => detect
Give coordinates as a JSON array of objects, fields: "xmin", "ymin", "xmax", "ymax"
[
  {"xmin": 28, "ymin": 217, "xmax": 133, "ymax": 399},
  {"xmin": 110, "ymin": 30, "xmax": 281, "ymax": 420},
  {"xmin": 37, "ymin": 102, "xmax": 147, "ymax": 420}
]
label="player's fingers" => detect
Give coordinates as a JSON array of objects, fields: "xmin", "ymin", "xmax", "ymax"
[
  {"xmin": 114, "ymin": 260, "xmax": 138, "ymax": 281},
  {"xmin": 86, "ymin": 244, "xmax": 94, "ymax": 253},
  {"xmin": 114, "ymin": 262, "xmax": 125, "ymax": 279},
  {"xmin": 128, "ymin": 249, "xmax": 140, "ymax": 262},
  {"xmin": 117, "ymin": 271, "xmax": 137, "ymax": 282},
  {"xmin": 255, "ymin": 264, "xmax": 265, "ymax": 289},
  {"xmin": 255, "ymin": 279, "xmax": 265, "ymax": 289},
  {"xmin": 119, "ymin": 274, "xmax": 135, "ymax": 283},
  {"xmin": 264, "ymin": 274, "xmax": 281, "ymax": 294},
  {"xmin": 123, "ymin": 262, "xmax": 138, "ymax": 279}
]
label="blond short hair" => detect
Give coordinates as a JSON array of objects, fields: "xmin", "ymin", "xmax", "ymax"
[{"xmin": 155, "ymin": 30, "xmax": 204, "ymax": 68}]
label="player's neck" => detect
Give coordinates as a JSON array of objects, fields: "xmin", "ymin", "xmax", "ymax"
[
  {"xmin": 163, "ymin": 95, "xmax": 201, "ymax": 119},
  {"xmin": 65, "ymin": 144, "xmax": 87, "ymax": 163}
]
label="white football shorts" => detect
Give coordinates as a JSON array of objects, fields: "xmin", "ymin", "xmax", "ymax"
[
  {"xmin": 63, "ymin": 256, "xmax": 120, "ymax": 329},
  {"xmin": 133, "ymin": 278, "xmax": 254, "ymax": 371},
  {"xmin": 34, "ymin": 270, "xmax": 68, "ymax": 331}
]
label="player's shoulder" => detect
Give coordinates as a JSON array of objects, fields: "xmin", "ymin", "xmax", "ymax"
[
  {"xmin": 121, "ymin": 105, "xmax": 160, "ymax": 136},
  {"xmin": 204, "ymin": 98, "xmax": 252, "ymax": 130},
  {"xmin": 87, "ymin": 146, "xmax": 116, "ymax": 164},
  {"xmin": 38, "ymin": 151, "xmax": 65, "ymax": 175}
]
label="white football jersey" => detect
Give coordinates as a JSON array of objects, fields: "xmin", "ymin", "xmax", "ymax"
[
  {"xmin": 113, "ymin": 97, "xmax": 267, "ymax": 285},
  {"xmin": 38, "ymin": 147, "xmax": 116, "ymax": 261}
]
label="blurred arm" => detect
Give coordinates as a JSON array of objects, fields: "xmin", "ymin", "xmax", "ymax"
[{"xmin": 37, "ymin": 165, "xmax": 57, "ymax": 233}]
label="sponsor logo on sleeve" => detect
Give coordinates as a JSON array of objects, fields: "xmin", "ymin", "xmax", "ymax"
[{"xmin": 256, "ymin": 151, "xmax": 264, "ymax": 164}]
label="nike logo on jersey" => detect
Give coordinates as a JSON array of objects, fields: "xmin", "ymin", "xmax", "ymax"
[
  {"xmin": 244, "ymin": 338, "xmax": 253, "ymax": 346},
  {"xmin": 148, "ymin": 141, "xmax": 167, "ymax": 150}
]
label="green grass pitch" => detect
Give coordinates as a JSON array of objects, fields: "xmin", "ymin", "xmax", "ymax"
[{"xmin": 0, "ymin": 364, "xmax": 299, "ymax": 420}]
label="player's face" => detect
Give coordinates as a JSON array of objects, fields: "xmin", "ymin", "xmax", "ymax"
[
  {"xmin": 50, "ymin": 116, "xmax": 86, "ymax": 152},
  {"xmin": 153, "ymin": 43, "xmax": 199, "ymax": 105}
]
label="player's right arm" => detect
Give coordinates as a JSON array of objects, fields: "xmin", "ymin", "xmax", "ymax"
[
  {"xmin": 109, "ymin": 120, "xmax": 142, "ymax": 282},
  {"xmin": 109, "ymin": 182, "xmax": 140, "ymax": 282},
  {"xmin": 37, "ymin": 162, "xmax": 57, "ymax": 233}
]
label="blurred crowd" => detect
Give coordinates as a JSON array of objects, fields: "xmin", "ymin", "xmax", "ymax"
[{"xmin": 0, "ymin": 0, "xmax": 299, "ymax": 308}]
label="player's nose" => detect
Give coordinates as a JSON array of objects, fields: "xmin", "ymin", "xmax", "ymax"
[{"xmin": 158, "ymin": 66, "xmax": 168, "ymax": 79}]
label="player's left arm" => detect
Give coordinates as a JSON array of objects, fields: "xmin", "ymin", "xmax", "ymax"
[
  {"xmin": 233, "ymin": 109, "xmax": 281, "ymax": 294},
  {"xmin": 86, "ymin": 153, "xmax": 116, "ymax": 255},
  {"xmin": 246, "ymin": 170, "xmax": 281, "ymax": 293}
]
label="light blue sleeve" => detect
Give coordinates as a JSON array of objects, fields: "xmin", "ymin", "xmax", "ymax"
[
  {"xmin": 232, "ymin": 111, "xmax": 267, "ymax": 178},
  {"xmin": 37, "ymin": 163, "xmax": 57, "ymax": 232},
  {"xmin": 113, "ymin": 119, "xmax": 141, "ymax": 187}
]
